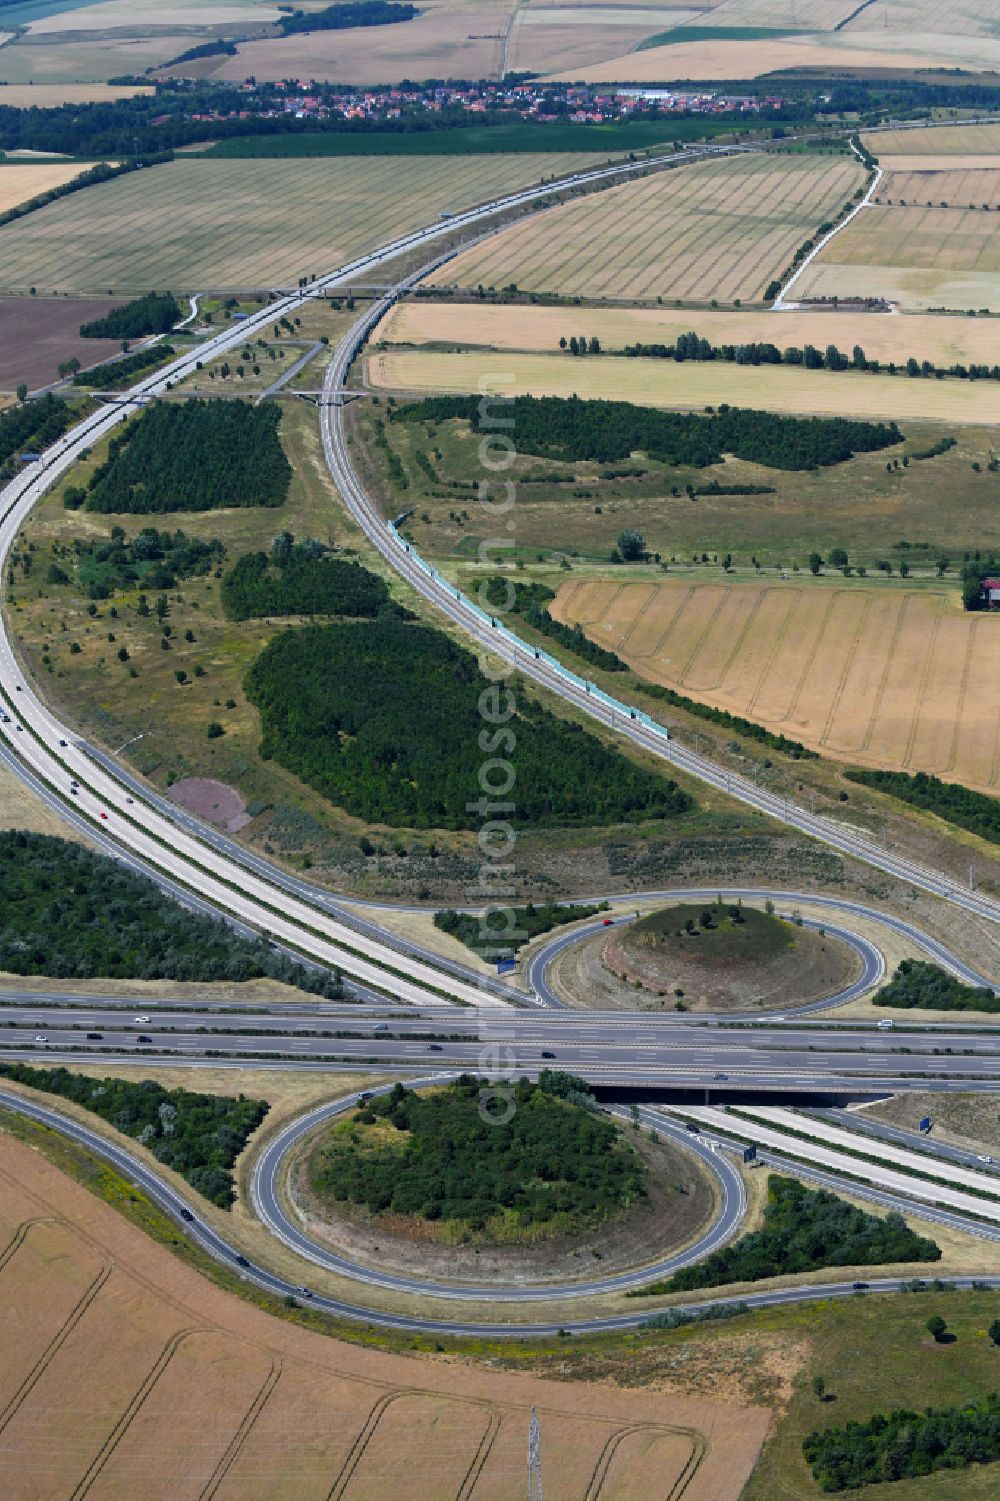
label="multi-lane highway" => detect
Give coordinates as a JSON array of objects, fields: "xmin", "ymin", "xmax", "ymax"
[
  {"xmin": 320, "ymin": 286, "xmax": 1000, "ymax": 929},
  {"xmin": 1, "ymin": 143, "xmax": 1000, "ymax": 1330}
]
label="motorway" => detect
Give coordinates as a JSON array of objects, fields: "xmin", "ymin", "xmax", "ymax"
[
  {"xmin": 321, "ymin": 283, "xmax": 1000, "ymax": 929},
  {"xmin": 1, "ymin": 145, "xmax": 1000, "ymax": 1328},
  {"xmin": 4, "ymin": 1081, "xmax": 999, "ymax": 1337},
  {"xmin": 0, "ymin": 145, "xmax": 997, "ymax": 1037}
]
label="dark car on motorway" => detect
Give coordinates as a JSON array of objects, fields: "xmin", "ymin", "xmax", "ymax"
[
  {"xmin": 137, "ymin": 1034, "xmax": 153, "ymax": 1043},
  {"xmin": 179, "ymin": 1208, "xmax": 194, "ymax": 1222},
  {"xmin": 86, "ymin": 1032, "xmax": 103, "ymax": 1040},
  {"xmin": 427, "ymin": 1043, "xmax": 442, "ymax": 1051},
  {"xmin": 541, "ymin": 1050, "xmax": 556, "ymax": 1059}
]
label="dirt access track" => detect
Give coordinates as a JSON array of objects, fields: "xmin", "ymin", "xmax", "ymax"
[{"xmin": 0, "ymin": 1131, "xmax": 769, "ymax": 1500}]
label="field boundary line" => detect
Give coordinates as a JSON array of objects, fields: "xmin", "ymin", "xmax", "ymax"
[
  {"xmin": 946, "ymin": 612, "xmax": 978, "ymax": 779},
  {"xmin": 860, "ymin": 592, "xmax": 907, "ymax": 754},
  {"xmin": 0, "ymin": 1214, "xmax": 53, "ymax": 1272},
  {"xmin": 745, "ymin": 589, "xmax": 798, "ymax": 719},
  {"xmin": 901, "ymin": 603, "xmax": 941, "ymax": 771},
  {"xmin": 819, "ymin": 590, "xmax": 871, "ymax": 751},
  {"xmin": 774, "ymin": 138, "xmax": 883, "ymax": 309},
  {"xmin": 0, "ymin": 1248, "xmax": 111, "ymax": 1437},
  {"xmin": 705, "ymin": 584, "xmax": 770, "ymax": 695},
  {"xmin": 643, "ymin": 583, "xmax": 697, "ymax": 663},
  {"xmin": 69, "ymin": 1325, "xmax": 207, "ymax": 1501},
  {"xmin": 201, "ymin": 1357, "xmax": 283, "ymax": 1500},
  {"xmin": 327, "ymin": 1389, "xmax": 408, "ymax": 1500},
  {"xmin": 782, "ymin": 589, "xmax": 839, "ymax": 730},
  {"xmin": 676, "ymin": 585, "xmax": 730, "ymax": 684},
  {"xmin": 456, "ymin": 1406, "xmax": 502, "ymax": 1500},
  {"xmin": 617, "ymin": 582, "xmax": 661, "ymax": 653}
]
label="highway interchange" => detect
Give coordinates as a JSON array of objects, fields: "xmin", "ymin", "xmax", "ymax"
[{"xmin": 1, "ymin": 147, "xmax": 1000, "ymax": 1329}]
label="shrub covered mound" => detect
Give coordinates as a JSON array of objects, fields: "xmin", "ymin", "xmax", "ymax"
[
  {"xmin": 632, "ymin": 1176, "xmax": 939, "ymax": 1294},
  {"xmin": 804, "ymin": 1393, "xmax": 1000, "ymax": 1492},
  {"xmin": 877, "ymin": 958, "xmax": 999, "ymax": 1014},
  {"xmin": 221, "ymin": 532, "xmax": 394, "ymax": 621},
  {"xmin": 624, "ymin": 901, "xmax": 794, "ymax": 967},
  {"xmin": 244, "ymin": 619, "xmax": 692, "ymax": 829},
  {"xmin": 0, "ymin": 1061, "xmax": 266, "ymax": 1207},
  {"xmin": 313, "ymin": 1074, "xmax": 646, "ymax": 1236},
  {"xmin": 85, "ymin": 400, "xmax": 291, "ymax": 514},
  {"xmin": 0, "ymin": 830, "xmax": 340, "ymax": 997},
  {"xmin": 393, "ymin": 394, "xmax": 903, "ymax": 471}
]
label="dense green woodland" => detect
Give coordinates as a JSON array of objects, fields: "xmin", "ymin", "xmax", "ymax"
[
  {"xmin": 85, "ymin": 401, "xmax": 291, "ymax": 513},
  {"xmin": 0, "ymin": 1062, "xmax": 266, "ymax": 1208},
  {"xmin": 221, "ymin": 532, "xmax": 395, "ymax": 621},
  {"xmin": 845, "ymin": 767, "xmax": 1000, "ymax": 845},
  {"xmin": 394, "ymin": 395, "xmax": 902, "ymax": 471},
  {"xmin": 74, "ymin": 344, "xmax": 175, "ymax": 390},
  {"xmin": 53, "ymin": 525, "xmax": 225, "ymax": 598},
  {"xmin": 804, "ymin": 1393, "xmax": 1000, "ymax": 1491},
  {"xmin": 277, "ymin": 2, "xmax": 417, "ymax": 35},
  {"xmin": 244, "ymin": 619, "xmax": 691, "ymax": 829},
  {"xmin": 0, "ymin": 395, "xmax": 72, "ymax": 475},
  {"xmin": 314, "ymin": 1074, "xmax": 644, "ymax": 1233},
  {"xmin": 877, "ymin": 959, "xmax": 999, "ymax": 1014},
  {"xmin": 0, "ymin": 831, "xmax": 340, "ymax": 996},
  {"xmin": 80, "ymin": 292, "xmax": 181, "ymax": 341},
  {"xmin": 481, "ymin": 574, "xmax": 626, "ymax": 672},
  {"xmin": 435, "ymin": 899, "xmax": 609, "ymax": 957},
  {"xmin": 636, "ymin": 1176, "xmax": 939, "ymax": 1293}
]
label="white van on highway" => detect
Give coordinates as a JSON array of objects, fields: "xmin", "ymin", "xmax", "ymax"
[{"xmin": 876, "ymin": 1019, "xmax": 894, "ymax": 1030}]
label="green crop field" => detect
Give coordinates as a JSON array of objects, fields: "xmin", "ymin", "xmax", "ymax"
[{"xmin": 0, "ymin": 153, "xmax": 610, "ymax": 295}]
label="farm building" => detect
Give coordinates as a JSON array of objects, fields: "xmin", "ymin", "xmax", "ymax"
[{"xmin": 983, "ymin": 577, "xmax": 1000, "ymax": 606}]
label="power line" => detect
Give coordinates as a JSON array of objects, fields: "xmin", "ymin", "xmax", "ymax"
[{"xmin": 527, "ymin": 1405, "xmax": 543, "ymax": 1500}]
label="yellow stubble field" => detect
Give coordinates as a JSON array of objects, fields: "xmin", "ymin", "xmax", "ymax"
[
  {"xmin": 368, "ymin": 347, "xmax": 1000, "ymax": 424},
  {"xmin": 799, "ymin": 199, "xmax": 1000, "ymax": 311},
  {"xmin": 551, "ymin": 576, "xmax": 1000, "ymax": 790},
  {"xmin": 0, "ymin": 162, "xmax": 87, "ymax": 214},
  {"xmin": 864, "ymin": 123, "xmax": 1000, "ymax": 157},
  {"xmin": 427, "ymin": 153, "xmax": 865, "ymax": 304},
  {"xmin": 378, "ymin": 296, "xmax": 1000, "ymax": 366}
]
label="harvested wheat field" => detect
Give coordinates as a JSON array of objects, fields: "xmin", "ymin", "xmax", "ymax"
[
  {"xmin": 544, "ymin": 31, "xmax": 998, "ymax": 82},
  {"xmin": 0, "ymin": 161, "xmax": 85, "ymax": 214},
  {"xmin": 792, "ymin": 199, "xmax": 1000, "ymax": 311},
  {"xmin": 505, "ymin": 4, "xmax": 704, "ymax": 75},
  {"xmin": 0, "ymin": 154, "xmax": 607, "ymax": 295},
  {"xmin": 380, "ymin": 296, "xmax": 1000, "ymax": 367},
  {"xmin": 0, "ymin": 82, "xmax": 152, "ymax": 105},
  {"xmin": 206, "ymin": 0, "xmax": 516, "ymax": 84},
  {"xmin": 369, "ymin": 348, "xmax": 1000, "ymax": 424},
  {"xmin": 864, "ymin": 122, "xmax": 1000, "ymax": 158},
  {"xmin": 429, "ymin": 153, "xmax": 864, "ymax": 304},
  {"xmin": 552, "ymin": 577, "xmax": 1000, "ymax": 791},
  {"xmin": 0, "ymin": 1131, "xmax": 769, "ymax": 1500},
  {"xmin": 25, "ymin": 0, "xmax": 283, "ymax": 32},
  {"xmin": 878, "ymin": 166, "xmax": 1000, "ymax": 206}
]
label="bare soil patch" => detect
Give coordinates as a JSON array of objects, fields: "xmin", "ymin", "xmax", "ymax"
[
  {"xmin": 289, "ymin": 1114, "xmax": 718, "ymax": 1286},
  {"xmin": 0, "ymin": 1129, "xmax": 770, "ymax": 1501},
  {"xmin": 0, "ymin": 294, "xmax": 126, "ymax": 391},
  {"xmin": 167, "ymin": 775, "xmax": 251, "ymax": 832}
]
